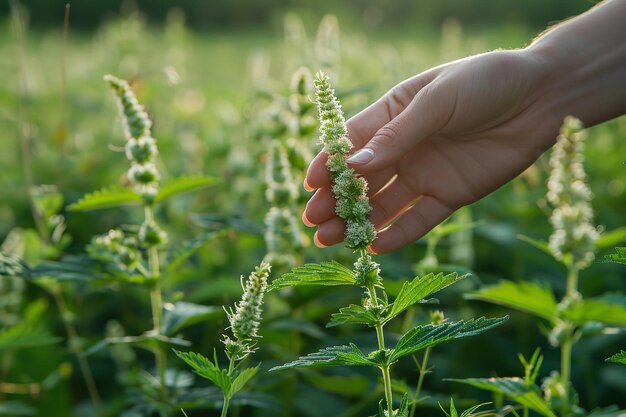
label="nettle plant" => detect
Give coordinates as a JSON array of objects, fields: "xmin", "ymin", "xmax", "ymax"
[
  {"xmin": 64, "ymin": 75, "xmax": 222, "ymax": 414},
  {"xmin": 269, "ymin": 72, "xmax": 508, "ymax": 417},
  {"xmin": 175, "ymin": 261, "xmax": 271, "ymax": 417},
  {"xmin": 462, "ymin": 117, "xmax": 626, "ymax": 417}
]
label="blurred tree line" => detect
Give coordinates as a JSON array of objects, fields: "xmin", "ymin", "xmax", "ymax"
[{"xmin": 1, "ymin": 0, "xmax": 595, "ymax": 31}]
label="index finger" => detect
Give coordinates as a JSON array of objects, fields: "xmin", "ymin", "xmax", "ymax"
[{"xmin": 305, "ymin": 72, "xmax": 436, "ymax": 189}]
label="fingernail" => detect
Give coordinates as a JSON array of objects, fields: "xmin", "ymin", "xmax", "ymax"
[
  {"xmin": 313, "ymin": 233, "xmax": 327, "ymax": 248},
  {"xmin": 302, "ymin": 212, "xmax": 314, "ymax": 227},
  {"xmin": 347, "ymin": 148, "xmax": 374, "ymax": 165},
  {"xmin": 303, "ymin": 179, "xmax": 314, "ymax": 192}
]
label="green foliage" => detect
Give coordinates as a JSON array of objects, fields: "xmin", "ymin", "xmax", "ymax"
[
  {"xmin": 385, "ymin": 272, "xmax": 466, "ymax": 324},
  {"xmin": 269, "ymin": 261, "xmax": 357, "ymax": 290},
  {"xmin": 448, "ymin": 378, "xmax": 556, "ymax": 417},
  {"xmin": 439, "ymin": 399, "xmax": 491, "ymax": 417},
  {"xmin": 559, "ymin": 296, "xmax": 626, "ymax": 326},
  {"xmin": 605, "ymin": 351, "xmax": 626, "ymax": 365},
  {"xmin": 390, "ymin": 317, "xmax": 508, "ymax": 362},
  {"xmin": 161, "ymin": 301, "xmax": 221, "ymax": 336},
  {"xmin": 466, "ymin": 281, "xmax": 557, "ymax": 322},
  {"xmin": 0, "ymin": 325, "xmax": 60, "ymax": 352},
  {"xmin": 154, "ymin": 176, "xmax": 219, "ymax": 204},
  {"xmin": 175, "ymin": 350, "xmax": 231, "ymax": 393},
  {"xmin": 67, "ymin": 185, "xmax": 142, "ymax": 211},
  {"xmin": 270, "ymin": 343, "xmax": 378, "ymax": 371},
  {"xmin": 604, "ymin": 247, "xmax": 626, "ymax": 265},
  {"xmin": 327, "ymin": 303, "xmax": 379, "ymax": 327}
]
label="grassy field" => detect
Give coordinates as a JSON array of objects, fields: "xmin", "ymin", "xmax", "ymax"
[{"xmin": 1, "ymin": 6, "xmax": 625, "ymax": 417}]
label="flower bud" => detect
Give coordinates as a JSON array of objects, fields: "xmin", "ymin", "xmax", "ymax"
[
  {"xmin": 128, "ymin": 163, "xmax": 160, "ymax": 185},
  {"xmin": 138, "ymin": 221, "xmax": 168, "ymax": 247},
  {"xmin": 125, "ymin": 135, "xmax": 158, "ymax": 163}
]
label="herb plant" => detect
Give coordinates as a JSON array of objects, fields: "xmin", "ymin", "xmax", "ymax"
[{"xmin": 269, "ymin": 71, "xmax": 508, "ymax": 417}]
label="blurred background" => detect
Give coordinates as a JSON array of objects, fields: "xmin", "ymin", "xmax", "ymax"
[{"xmin": 0, "ymin": 1, "xmax": 624, "ymax": 417}]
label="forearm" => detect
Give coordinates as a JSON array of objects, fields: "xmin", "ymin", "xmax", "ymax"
[{"xmin": 526, "ymin": 0, "xmax": 626, "ymax": 127}]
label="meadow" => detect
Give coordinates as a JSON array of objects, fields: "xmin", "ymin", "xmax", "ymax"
[{"xmin": 0, "ymin": 4, "xmax": 625, "ymax": 417}]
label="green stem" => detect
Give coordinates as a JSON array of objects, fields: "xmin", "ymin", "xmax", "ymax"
[
  {"xmin": 145, "ymin": 206, "xmax": 166, "ymax": 401},
  {"xmin": 368, "ymin": 282, "xmax": 392, "ymax": 417},
  {"xmin": 221, "ymin": 354, "xmax": 238, "ymax": 417},
  {"xmin": 409, "ymin": 347, "xmax": 431, "ymax": 417},
  {"xmin": 560, "ymin": 263, "xmax": 579, "ymax": 417}
]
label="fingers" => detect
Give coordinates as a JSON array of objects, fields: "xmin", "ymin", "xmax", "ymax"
[
  {"xmin": 370, "ymin": 195, "xmax": 454, "ymax": 254},
  {"xmin": 305, "ymin": 72, "xmax": 437, "ymax": 190},
  {"xmin": 347, "ymin": 82, "xmax": 450, "ymax": 174}
]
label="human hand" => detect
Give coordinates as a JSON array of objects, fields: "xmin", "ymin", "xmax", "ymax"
[{"xmin": 303, "ymin": 49, "xmax": 562, "ymax": 254}]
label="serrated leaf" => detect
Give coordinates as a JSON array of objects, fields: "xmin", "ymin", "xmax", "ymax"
[
  {"xmin": 155, "ymin": 176, "xmax": 219, "ymax": 204},
  {"xmin": 560, "ymin": 296, "xmax": 626, "ymax": 326},
  {"xmin": 606, "ymin": 351, "xmax": 626, "ymax": 365},
  {"xmin": 0, "ymin": 325, "xmax": 60, "ymax": 352},
  {"xmin": 269, "ymin": 261, "xmax": 356, "ymax": 290},
  {"xmin": 162, "ymin": 301, "xmax": 221, "ymax": 336},
  {"xmin": 327, "ymin": 304, "xmax": 379, "ymax": 328},
  {"xmin": 595, "ymin": 227, "xmax": 626, "ymax": 249},
  {"xmin": 604, "ymin": 247, "xmax": 626, "ymax": 265},
  {"xmin": 385, "ymin": 272, "xmax": 466, "ymax": 324},
  {"xmin": 164, "ymin": 231, "xmax": 221, "ymax": 276},
  {"xmin": 229, "ymin": 366, "xmax": 259, "ymax": 397},
  {"xmin": 447, "ymin": 378, "xmax": 556, "ymax": 417},
  {"xmin": 466, "ymin": 281, "xmax": 557, "ymax": 322},
  {"xmin": 517, "ymin": 234, "xmax": 553, "ymax": 257},
  {"xmin": 174, "ymin": 350, "xmax": 230, "ymax": 393},
  {"xmin": 390, "ymin": 317, "xmax": 508, "ymax": 362},
  {"xmin": 270, "ymin": 343, "xmax": 377, "ymax": 371},
  {"xmin": 68, "ymin": 185, "xmax": 141, "ymax": 211}
]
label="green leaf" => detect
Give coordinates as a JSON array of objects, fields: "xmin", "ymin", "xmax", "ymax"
[
  {"xmin": 164, "ymin": 232, "xmax": 221, "ymax": 275},
  {"xmin": 270, "ymin": 343, "xmax": 377, "ymax": 371},
  {"xmin": 390, "ymin": 317, "xmax": 508, "ymax": 362},
  {"xmin": 466, "ymin": 281, "xmax": 557, "ymax": 322},
  {"xmin": 447, "ymin": 378, "xmax": 556, "ymax": 417},
  {"xmin": 327, "ymin": 304, "xmax": 379, "ymax": 328},
  {"xmin": 0, "ymin": 325, "xmax": 60, "ymax": 352},
  {"xmin": 229, "ymin": 366, "xmax": 259, "ymax": 397},
  {"xmin": 595, "ymin": 227, "xmax": 626, "ymax": 249},
  {"xmin": 174, "ymin": 350, "xmax": 230, "ymax": 393},
  {"xmin": 385, "ymin": 272, "xmax": 466, "ymax": 324},
  {"xmin": 68, "ymin": 185, "xmax": 141, "ymax": 211},
  {"xmin": 606, "ymin": 351, "xmax": 626, "ymax": 365},
  {"xmin": 604, "ymin": 247, "xmax": 626, "ymax": 265},
  {"xmin": 269, "ymin": 261, "xmax": 356, "ymax": 290},
  {"xmin": 517, "ymin": 234, "xmax": 553, "ymax": 257},
  {"xmin": 560, "ymin": 296, "xmax": 626, "ymax": 326},
  {"xmin": 155, "ymin": 176, "xmax": 219, "ymax": 204},
  {"xmin": 162, "ymin": 301, "xmax": 221, "ymax": 336}
]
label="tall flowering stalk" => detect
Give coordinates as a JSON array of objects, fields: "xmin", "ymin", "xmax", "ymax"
[
  {"xmin": 176, "ymin": 262, "xmax": 271, "ymax": 417},
  {"xmin": 270, "ymin": 72, "xmax": 506, "ymax": 417},
  {"xmin": 546, "ymin": 116, "xmax": 598, "ymax": 414},
  {"xmin": 103, "ymin": 75, "xmax": 168, "ymax": 396}
]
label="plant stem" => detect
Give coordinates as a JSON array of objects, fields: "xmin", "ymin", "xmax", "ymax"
[
  {"xmin": 368, "ymin": 282, "xmax": 393, "ymax": 417},
  {"xmin": 52, "ymin": 289, "xmax": 102, "ymax": 413},
  {"xmin": 221, "ymin": 354, "xmax": 237, "ymax": 417},
  {"xmin": 145, "ymin": 206, "xmax": 166, "ymax": 401},
  {"xmin": 560, "ymin": 263, "xmax": 579, "ymax": 417},
  {"xmin": 409, "ymin": 347, "xmax": 431, "ymax": 417}
]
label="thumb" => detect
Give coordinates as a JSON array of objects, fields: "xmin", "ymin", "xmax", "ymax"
[{"xmin": 347, "ymin": 85, "xmax": 446, "ymax": 172}]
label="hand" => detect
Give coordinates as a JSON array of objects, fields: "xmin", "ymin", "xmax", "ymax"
[{"xmin": 304, "ymin": 49, "xmax": 562, "ymax": 253}]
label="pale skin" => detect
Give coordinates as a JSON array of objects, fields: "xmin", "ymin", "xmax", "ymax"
[{"xmin": 303, "ymin": 0, "xmax": 626, "ymax": 254}]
